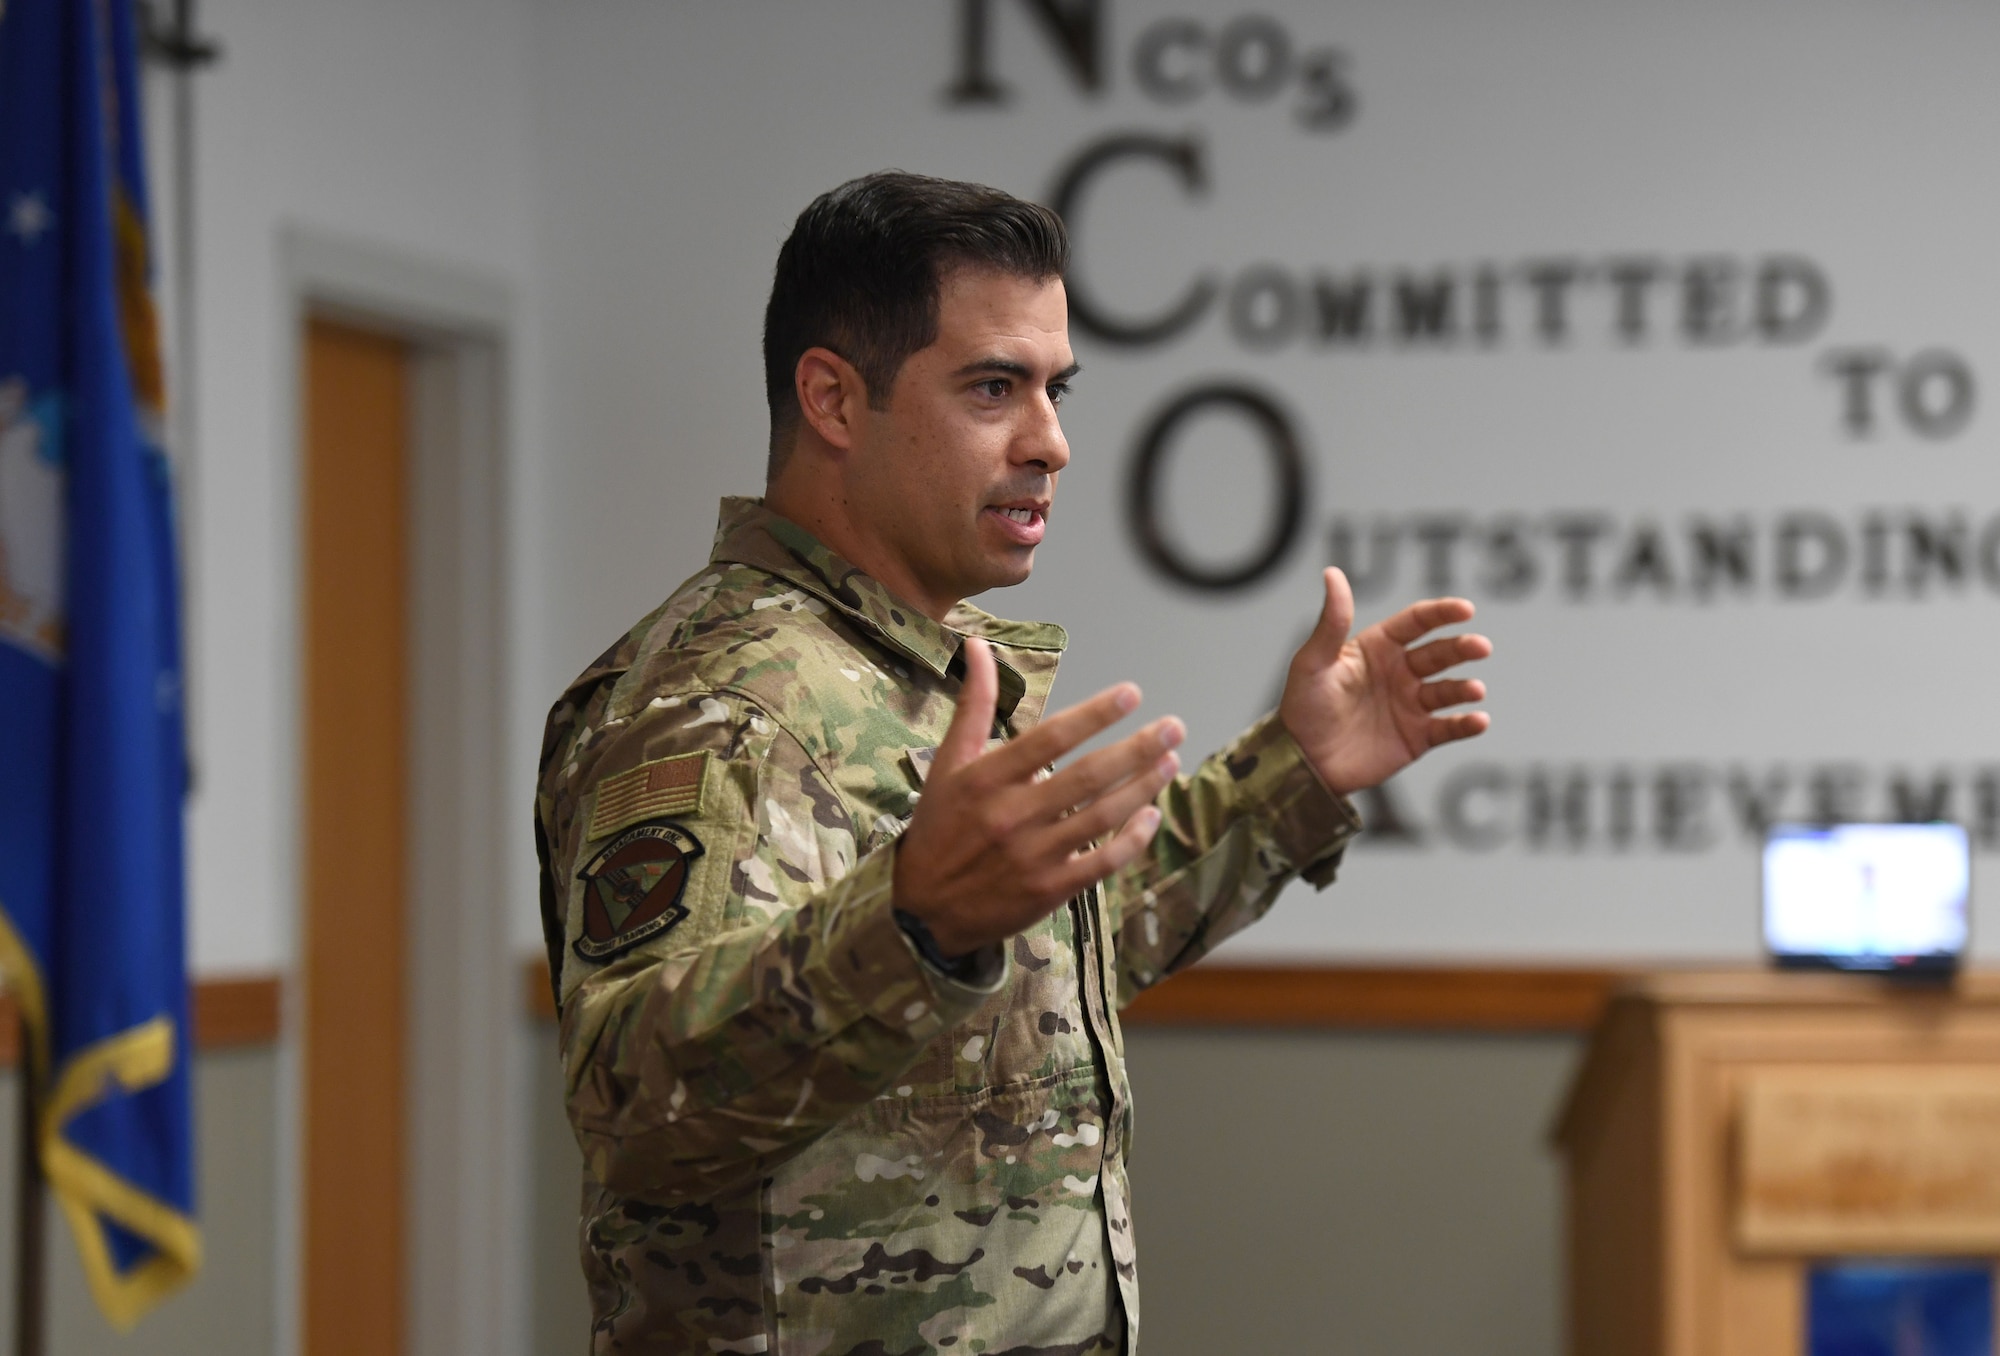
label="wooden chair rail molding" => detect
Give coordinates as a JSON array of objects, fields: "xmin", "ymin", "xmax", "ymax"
[
  {"xmin": 522, "ymin": 957, "xmax": 1623, "ymax": 1033},
  {"xmin": 1118, "ymin": 963, "xmax": 1620, "ymax": 1031},
  {"xmin": 0, "ymin": 977, "xmax": 283, "ymax": 1066}
]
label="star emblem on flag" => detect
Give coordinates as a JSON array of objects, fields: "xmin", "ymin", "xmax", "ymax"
[{"xmin": 7, "ymin": 191, "xmax": 53, "ymax": 246}]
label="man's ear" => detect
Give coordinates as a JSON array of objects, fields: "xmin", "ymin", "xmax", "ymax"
[{"xmin": 795, "ymin": 347, "xmax": 867, "ymax": 451}]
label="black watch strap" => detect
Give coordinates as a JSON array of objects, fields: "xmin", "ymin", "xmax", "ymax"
[{"xmin": 894, "ymin": 908, "xmax": 986, "ymax": 984}]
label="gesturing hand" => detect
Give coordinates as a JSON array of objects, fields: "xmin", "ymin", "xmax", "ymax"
[
  {"xmin": 1279, "ymin": 567, "xmax": 1492, "ymax": 796},
  {"xmin": 893, "ymin": 637, "xmax": 1185, "ymax": 958}
]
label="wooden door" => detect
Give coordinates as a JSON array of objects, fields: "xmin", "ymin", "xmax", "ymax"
[{"xmin": 301, "ymin": 317, "xmax": 411, "ymax": 1356}]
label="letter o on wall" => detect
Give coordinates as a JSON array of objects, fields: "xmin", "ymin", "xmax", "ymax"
[
  {"xmin": 1899, "ymin": 350, "xmax": 1976, "ymax": 439},
  {"xmin": 1127, "ymin": 382, "xmax": 1309, "ymax": 591},
  {"xmin": 1227, "ymin": 266, "xmax": 1301, "ymax": 348},
  {"xmin": 1215, "ymin": 15, "xmax": 1292, "ymax": 100}
]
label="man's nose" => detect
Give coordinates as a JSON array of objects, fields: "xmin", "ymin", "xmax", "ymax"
[{"xmin": 1016, "ymin": 393, "xmax": 1071, "ymax": 474}]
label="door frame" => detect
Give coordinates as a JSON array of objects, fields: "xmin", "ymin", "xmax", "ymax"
[{"xmin": 276, "ymin": 229, "xmax": 519, "ymax": 1356}]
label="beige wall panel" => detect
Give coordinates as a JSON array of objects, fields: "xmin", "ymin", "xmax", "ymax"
[
  {"xmin": 0, "ymin": 1052, "xmax": 277, "ymax": 1353},
  {"xmin": 528, "ymin": 1023, "xmax": 592, "ymax": 1355}
]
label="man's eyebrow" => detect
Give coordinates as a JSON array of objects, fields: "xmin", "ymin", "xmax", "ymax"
[{"xmin": 951, "ymin": 357, "xmax": 1083, "ymax": 383}]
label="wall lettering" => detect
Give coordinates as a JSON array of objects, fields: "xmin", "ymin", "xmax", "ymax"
[{"xmin": 1125, "ymin": 382, "xmax": 1308, "ymax": 591}]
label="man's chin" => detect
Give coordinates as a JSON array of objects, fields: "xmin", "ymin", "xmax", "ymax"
[{"xmin": 961, "ymin": 553, "xmax": 1037, "ymax": 600}]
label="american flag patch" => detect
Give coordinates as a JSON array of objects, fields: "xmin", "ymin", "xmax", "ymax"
[{"xmin": 587, "ymin": 751, "xmax": 709, "ymax": 840}]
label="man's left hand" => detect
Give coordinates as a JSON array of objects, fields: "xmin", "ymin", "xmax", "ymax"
[{"xmin": 1279, "ymin": 567, "xmax": 1493, "ymax": 795}]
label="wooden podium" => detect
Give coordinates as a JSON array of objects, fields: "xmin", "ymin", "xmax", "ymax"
[{"xmin": 1553, "ymin": 970, "xmax": 2000, "ymax": 1356}]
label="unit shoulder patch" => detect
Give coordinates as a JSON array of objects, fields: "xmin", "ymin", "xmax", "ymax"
[
  {"xmin": 575, "ymin": 821, "xmax": 704, "ymax": 962},
  {"xmin": 588, "ymin": 750, "xmax": 709, "ymax": 840}
]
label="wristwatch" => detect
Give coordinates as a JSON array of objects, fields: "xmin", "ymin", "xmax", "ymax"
[{"xmin": 893, "ymin": 907, "xmax": 989, "ymax": 984}]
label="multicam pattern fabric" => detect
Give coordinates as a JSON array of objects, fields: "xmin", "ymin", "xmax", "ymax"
[{"xmin": 535, "ymin": 497, "xmax": 1362, "ymax": 1355}]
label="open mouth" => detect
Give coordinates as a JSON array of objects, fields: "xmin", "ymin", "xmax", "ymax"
[{"xmin": 984, "ymin": 503, "xmax": 1048, "ymax": 544}]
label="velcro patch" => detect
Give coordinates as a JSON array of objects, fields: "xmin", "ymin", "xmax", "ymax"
[
  {"xmin": 588, "ymin": 751, "xmax": 708, "ymax": 840},
  {"xmin": 575, "ymin": 822, "xmax": 703, "ymax": 962}
]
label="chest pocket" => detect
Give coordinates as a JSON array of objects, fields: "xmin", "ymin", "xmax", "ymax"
[
  {"xmin": 857, "ymin": 745, "xmax": 1099, "ymax": 1098},
  {"xmin": 855, "ymin": 745, "xmax": 938, "ymax": 858}
]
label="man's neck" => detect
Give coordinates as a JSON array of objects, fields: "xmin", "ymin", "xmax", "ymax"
[{"xmin": 762, "ymin": 477, "xmax": 959, "ymax": 624}]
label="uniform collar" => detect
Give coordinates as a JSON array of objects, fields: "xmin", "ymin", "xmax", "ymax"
[{"xmin": 707, "ymin": 498, "xmax": 1068, "ymax": 718}]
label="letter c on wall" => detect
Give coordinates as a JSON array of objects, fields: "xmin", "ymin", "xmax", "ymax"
[
  {"xmin": 1127, "ymin": 382, "xmax": 1309, "ymax": 591},
  {"xmin": 1049, "ymin": 132, "xmax": 1217, "ymax": 347}
]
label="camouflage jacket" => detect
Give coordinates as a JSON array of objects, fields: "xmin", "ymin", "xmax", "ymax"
[{"xmin": 536, "ymin": 497, "xmax": 1361, "ymax": 1355}]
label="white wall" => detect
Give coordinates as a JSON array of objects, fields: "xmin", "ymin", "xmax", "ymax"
[
  {"xmin": 168, "ymin": 0, "xmax": 2000, "ymax": 974},
  {"xmin": 160, "ymin": 0, "xmax": 546, "ymax": 974},
  {"xmin": 526, "ymin": 0, "xmax": 2000, "ymax": 964}
]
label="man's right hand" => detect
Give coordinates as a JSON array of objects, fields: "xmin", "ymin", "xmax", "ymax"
[{"xmin": 892, "ymin": 636, "xmax": 1184, "ymax": 959}]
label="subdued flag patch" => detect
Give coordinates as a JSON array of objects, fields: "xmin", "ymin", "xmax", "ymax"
[{"xmin": 588, "ymin": 751, "xmax": 708, "ymax": 840}]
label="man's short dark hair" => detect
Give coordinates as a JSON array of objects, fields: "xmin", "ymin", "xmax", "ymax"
[{"xmin": 762, "ymin": 171, "xmax": 1069, "ymax": 479}]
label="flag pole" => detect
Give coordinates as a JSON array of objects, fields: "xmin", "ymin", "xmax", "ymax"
[{"xmin": 13, "ymin": 1009, "xmax": 42, "ymax": 1356}]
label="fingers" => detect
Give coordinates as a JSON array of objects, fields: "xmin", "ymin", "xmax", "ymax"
[
  {"xmin": 1034, "ymin": 716, "xmax": 1184, "ymax": 814},
  {"xmin": 1419, "ymin": 677, "xmax": 1486, "ymax": 712},
  {"xmin": 977, "ymin": 680, "xmax": 1142, "ymax": 784},
  {"xmin": 1379, "ymin": 595, "xmax": 1477, "ymax": 646},
  {"xmin": 1306, "ymin": 568, "xmax": 1355, "ymax": 656},
  {"xmin": 935, "ymin": 636, "xmax": 999, "ymax": 774},
  {"xmin": 1032, "ymin": 745, "xmax": 1180, "ymax": 859},
  {"xmin": 1406, "ymin": 632, "xmax": 1493, "ymax": 679},
  {"xmin": 1050, "ymin": 801, "xmax": 1167, "ymax": 898},
  {"xmin": 1428, "ymin": 710, "xmax": 1491, "ymax": 747}
]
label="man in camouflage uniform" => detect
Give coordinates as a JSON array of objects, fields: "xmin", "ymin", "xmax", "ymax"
[{"xmin": 537, "ymin": 173, "xmax": 1492, "ymax": 1354}]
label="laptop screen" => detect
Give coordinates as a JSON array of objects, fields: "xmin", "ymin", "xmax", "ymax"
[{"xmin": 1762, "ymin": 823, "xmax": 1970, "ymax": 973}]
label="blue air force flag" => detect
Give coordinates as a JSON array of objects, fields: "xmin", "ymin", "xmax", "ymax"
[{"xmin": 0, "ymin": 0, "xmax": 200, "ymax": 1327}]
